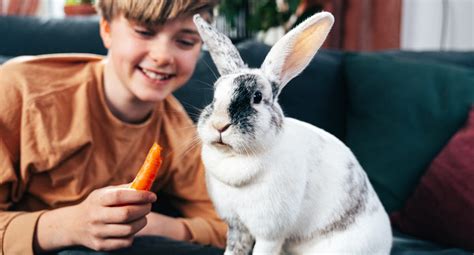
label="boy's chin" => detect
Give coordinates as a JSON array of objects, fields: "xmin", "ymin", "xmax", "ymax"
[
  {"xmin": 132, "ymin": 85, "xmax": 172, "ymax": 103},
  {"xmin": 137, "ymin": 93, "xmax": 169, "ymax": 103}
]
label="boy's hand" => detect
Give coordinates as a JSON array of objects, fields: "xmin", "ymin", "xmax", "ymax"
[
  {"xmin": 34, "ymin": 185, "xmax": 157, "ymax": 252},
  {"xmin": 136, "ymin": 212, "xmax": 192, "ymax": 241},
  {"xmin": 71, "ymin": 185, "xmax": 157, "ymax": 250}
]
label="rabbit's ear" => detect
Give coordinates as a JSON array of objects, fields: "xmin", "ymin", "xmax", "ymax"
[
  {"xmin": 193, "ymin": 14, "xmax": 246, "ymax": 76},
  {"xmin": 261, "ymin": 12, "xmax": 334, "ymax": 95}
]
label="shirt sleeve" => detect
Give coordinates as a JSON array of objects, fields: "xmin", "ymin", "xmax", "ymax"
[
  {"xmin": 166, "ymin": 149, "xmax": 227, "ymax": 248},
  {"xmin": 1, "ymin": 140, "xmax": 45, "ymax": 255},
  {"xmin": 0, "ymin": 62, "xmax": 45, "ymax": 255},
  {"xmin": 159, "ymin": 106, "xmax": 227, "ymax": 248}
]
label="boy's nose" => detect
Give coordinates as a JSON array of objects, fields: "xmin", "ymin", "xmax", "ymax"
[{"xmin": 149, "ymin": 44, "xmax": 174, "ymax": 66}]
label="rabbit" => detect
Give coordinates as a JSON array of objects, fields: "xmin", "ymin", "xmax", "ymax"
[{"xmin": 193, "ymin": 12, "xmax": 392, "ymax": 255}]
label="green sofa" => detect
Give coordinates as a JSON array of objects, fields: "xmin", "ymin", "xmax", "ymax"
[{"xmin": 1, "ymin": 16, "xmax": 473, "ymax": 254}]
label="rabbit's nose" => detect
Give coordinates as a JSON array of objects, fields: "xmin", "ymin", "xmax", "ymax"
[{"xmin": 213, "ymin": 123, "xmax": 231, "ymax": 133}]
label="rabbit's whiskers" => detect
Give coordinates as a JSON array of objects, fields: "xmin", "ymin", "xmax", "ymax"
[
  {"xmin": 202, "ymin": 59, "xmax": 219, "ymax": 81},
  {"xmin": 189, "ymin": 79, "xmax": 215, "ymax": 90},
  {"xmin": 155, "ymin": 106, "xmax": 203, "ymax": 122},
  {"xmin": 173, "ymin": 135, "xmax": 202, "ymax": 163}
]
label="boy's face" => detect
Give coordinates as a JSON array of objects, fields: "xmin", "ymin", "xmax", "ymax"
[{"xmin": 100, "ymin": 14, "xmax": 203, "ymax": 102}]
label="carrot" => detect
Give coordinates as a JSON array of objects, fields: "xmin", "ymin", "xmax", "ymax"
[{"xmin": 130, "ymin": 142, "xmax": 162, "ymax": 191}]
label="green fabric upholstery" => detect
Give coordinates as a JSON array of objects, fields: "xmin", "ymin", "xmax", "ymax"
[
  {"xmin": 344, "ymin": 53, "xmax": 474, "ymax": 213},
  {"xmin": 391, "ymin": 230, "xmax": 471, "ymax": 255}
]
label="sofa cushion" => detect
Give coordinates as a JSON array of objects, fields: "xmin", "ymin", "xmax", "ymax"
[
  {"xmin": 344, "ymin": 53, "xmax": 474, "ymax": 213},
  {"xmin": 391, "ymin": 229, "xmax": 472, "ymax": 255},
  {"xmin": 381, "ymin": 51, "xmax": 474, "ymax": 70},
  {"xmin": 390, "ymin": 106, "xmax": 474, "ymax": 252}
]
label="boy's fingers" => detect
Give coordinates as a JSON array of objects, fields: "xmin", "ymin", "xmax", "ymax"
[
  {"xmin": 99, "ymin": 188, "xmax": 156, "ymax": 206},
  {"xmin": 101, "ymin": 204, "xmax": 152, "ymax": 224},
  {"xmin": 96, "ymin": 217, "xmax": 147, "ymax": 238},
  {"xmin": 114, "ymin": 184, "xmax": 131, "ymax": 189}
]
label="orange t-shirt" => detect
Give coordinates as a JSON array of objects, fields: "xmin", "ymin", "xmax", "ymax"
[{"xmin": 0, "ymin": 54, "xmax": 226, "ymax": 254}]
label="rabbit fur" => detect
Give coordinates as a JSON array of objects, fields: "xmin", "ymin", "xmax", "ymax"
[{"xmin": 193, "ymin": 12, "xmax": 392, "ymax": 255}]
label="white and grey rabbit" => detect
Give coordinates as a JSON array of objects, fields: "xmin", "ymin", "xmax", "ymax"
[{"xmin": 194, "ymin": 12, "xmax": 392, "ymax": 255}]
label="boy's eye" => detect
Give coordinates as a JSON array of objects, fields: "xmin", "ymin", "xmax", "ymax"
[
  {"xmin": 134, "ymin": 28, "xmax": 154, "ymax": 37},
  {"xmin": 177, "ymin": 39, "xmax": 197, "ymax": 48}
]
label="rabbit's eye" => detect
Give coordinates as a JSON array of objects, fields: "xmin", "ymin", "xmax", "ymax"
[{"xmin": 253, "ymin": 91, "xmax": 263, "ymax": 104}]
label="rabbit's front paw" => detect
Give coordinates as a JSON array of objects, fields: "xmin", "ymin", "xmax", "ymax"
[
  {"xmin": 224, "ymin": 249, "xmax": 249, "ymax": 255},
  {"xmin": 252, "ymin": 238, "xmax": 284, "ymax": 255},
  {"xmin": 224, "ymin": 219, "xmax": 254, "ymax": 255}
]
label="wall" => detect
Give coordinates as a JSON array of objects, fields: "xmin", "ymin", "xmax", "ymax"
[{"xmin": 401, "ymin": 0, "xmax": 474, "ymax": 50}]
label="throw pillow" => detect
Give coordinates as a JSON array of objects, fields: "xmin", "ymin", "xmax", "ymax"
[
  {"xmin": 344, "ymin": 53, "xmax": 474, "ymax": 212},
  {"xmin": 391, "ymin": 106, "xmax": 474, "ymax": 251}
]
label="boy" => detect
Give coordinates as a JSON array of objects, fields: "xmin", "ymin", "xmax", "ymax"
[{"xmin": 0, "ymin": 0, "xmax": 227, "ymax": 254}]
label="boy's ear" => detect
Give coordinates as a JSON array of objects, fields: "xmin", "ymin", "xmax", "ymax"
[{"xmin": 99, "ymin": 18, "xmax": 112, "ymax": 49}]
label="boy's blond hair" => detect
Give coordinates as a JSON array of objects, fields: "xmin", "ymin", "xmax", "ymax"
[{"xmin": 96, "ymin": 0, "xmax": 218, "ymax": 25}]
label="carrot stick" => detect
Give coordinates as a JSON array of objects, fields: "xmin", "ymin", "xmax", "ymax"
[{"xmin": 130, "ymin": 142, "xmax": 162, "ymax": 191}]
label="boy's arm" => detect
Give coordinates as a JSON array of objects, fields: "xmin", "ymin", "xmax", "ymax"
[
  {"xmin": 159, "ymin": 146, "xmax": 228, "ymax": 249},
  {"xmin": 0, "ymin": 139, "xmax": 47, "ymax": 255},
  {"xmin": 137, "ymin": 211, "xmax": 192, "ymax": 241},
  {"xmin": 0, "ymin": 210, "xmax": 46, "ymax": 255},
  {"xmin": 0, "ymin": 62, "xmax": 52, "ymax": 255},
  {"xmin": 0, "ymin": 61, "xmax": 42, "ymax": 255},
  {"xmin": 171, "ymin": 162, "xmax": 228, "ymax": 249}
]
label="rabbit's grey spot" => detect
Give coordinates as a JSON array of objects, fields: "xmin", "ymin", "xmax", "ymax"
[
  {"xmin": 226, "ymin": 218, "xmax": 255, "ymax": 254},
  {"xmin": 347, "ymin": 161, "xmax": 355, "ymax": 170},
  {"xmin": 229, "ymin": 85, "xmax": 257, "ymax": 135},
  {"xmin": 318, "ymin": 170, "xmax": 368, "ymax": 236},
  {"xmin": 233, "ymin": 74, "xmax": 258, "ymax": 88},
  {"xmin": 211, "ymin": 45, "xmax": 243, "ymax": 75},
  {"xmin": 270, "ymin": 104, "xmax": 284, "ymax": 129},
  {"xmin": 271, "ymin": 81, "xmax": 279, "ymax": 98},
  {"xmin": 228, "ymin": 74, "xmax": 262, "ymax": 135},
  {"xmin": 200, "ymin": 21, "xmax": 246, "ymax": 75}
]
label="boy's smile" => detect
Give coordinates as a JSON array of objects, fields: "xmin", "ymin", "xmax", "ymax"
[
  {"xmin": 139, "ymin": 66, "xmax": 174, "ymax": 82},
  {"xmin": 100, "ymin": 14, "xmax": 202, "ymax": 122},
  {"xmin": 137, "ymin": 65, "xmax": 176, "ymax": 90}
]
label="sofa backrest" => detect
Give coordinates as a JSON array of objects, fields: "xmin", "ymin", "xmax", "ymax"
[{"xmin": 0, "ymin": 16, "xmax": 107, "ymax": 59}]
